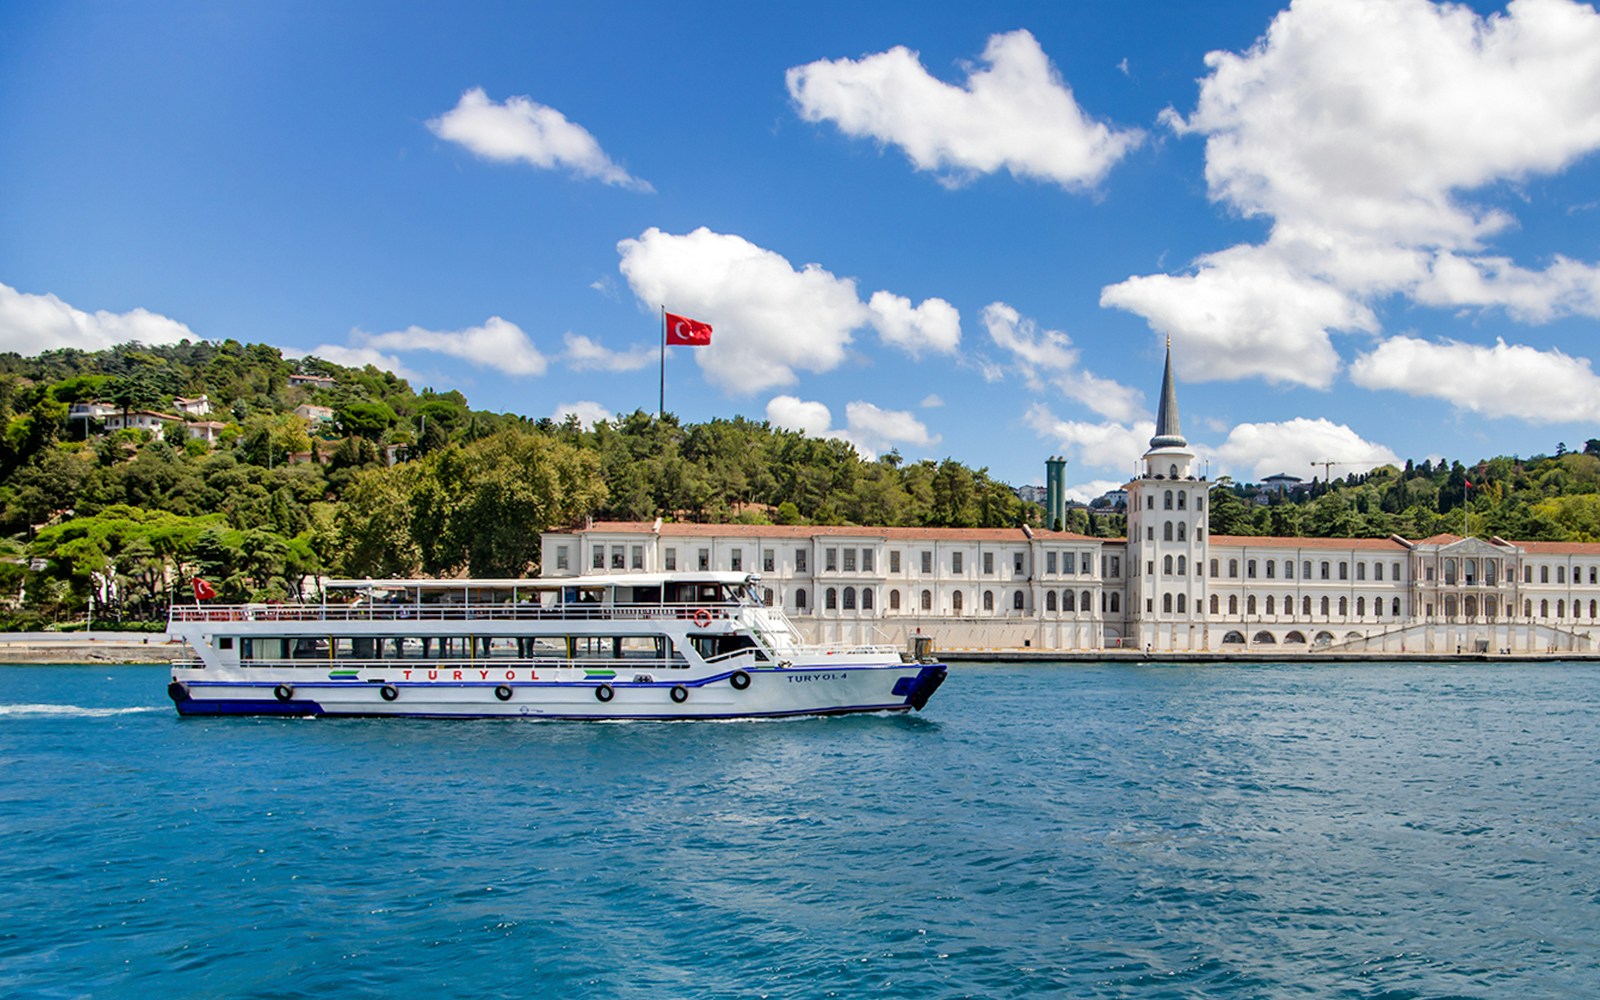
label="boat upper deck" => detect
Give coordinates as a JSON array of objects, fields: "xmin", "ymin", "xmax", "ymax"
[{"xmin": 168, "ymin": 572, "xmax": 765, "ymax": 626}]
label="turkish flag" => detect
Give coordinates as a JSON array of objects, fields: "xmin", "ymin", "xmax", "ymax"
[
  {"xmin": 192, "ymin": 577, "xmax": 217, "ymax": 601},
  {"xmin": 665, "ymin": 312, "xmax": 712, "ymax": 346}
]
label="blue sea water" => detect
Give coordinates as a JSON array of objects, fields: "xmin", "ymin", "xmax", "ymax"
[{"xmin": 2, "ymin": 662, "xmax": 1598, "ymax": 999}]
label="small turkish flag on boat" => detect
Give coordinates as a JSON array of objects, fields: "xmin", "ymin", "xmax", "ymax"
[
  {"xmin": 665, "ymin": 312, "xmax": 712, "ymax": 346},
  {"xmin": 192, "ymin": 577, "xmax": 217, "ymax": 601}
]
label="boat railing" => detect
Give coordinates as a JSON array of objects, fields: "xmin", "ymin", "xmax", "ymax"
[
  {"xmin": 786, "ymin": 643, "xmax": 903, "ymax": 657},
  {"xmin": 168, "ymin": 601, "xmax": 743, "ymax": 625},
  {"xmin": 212, "ymin": 655, "xmax": 689, "ymax": 673}
]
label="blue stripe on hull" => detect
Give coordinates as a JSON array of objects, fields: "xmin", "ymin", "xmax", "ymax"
[{"xmin": 171, "ymin": 701, "xmax": 911, "ymax": 720}]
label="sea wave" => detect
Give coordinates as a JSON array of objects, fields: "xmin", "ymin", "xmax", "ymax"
[{"xmin": 0, "ymin": 703, "xmax": 164, "ymax": 718}]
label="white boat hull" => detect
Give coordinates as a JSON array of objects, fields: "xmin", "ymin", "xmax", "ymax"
[{"xmin": 167, "ymin": 662, "xmax": 948, "ymax": 720}]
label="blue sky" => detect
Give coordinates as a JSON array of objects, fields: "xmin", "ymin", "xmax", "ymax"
[{"xmin": 4, "ymin": 0, "xmax": 1600, "ymax": 501}]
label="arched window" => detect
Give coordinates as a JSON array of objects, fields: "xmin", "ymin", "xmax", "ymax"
[
  {"xmin": 1062, "ymin": 590, "xmax": 1076, "ymax": 612},
  {"xmin": 1557, "ymin": 599, "xmax": 1566, "ymax": 618},
  {"xmin": 1391, "ymin": 597, "xmax": 1400, "ymax": 617},
  {"xmin": 1247, "ymin": 594, "xmax": 1257, "ymax": 614},
  {"xmin": 1228, "ymin": 559, "xmax": 1239, "ymax": 578},
  {"xmin": 825, "ymin": 588, "xmax": 838, "ymax": 610},
  {"xmin": 763, "ymin": 587, "xmax": 774, "ymax": 606},
  {"xmin": 952, "ymin": 590, "xmax": 964, "ymax": 613},
  {"xmin": 862, "ymin": 588, "xmax": 874, "ymax": 611},
  {"xmin": 1444, "ymin": 558, "xmax": 1457, "ymax": 585},
  {"xmin": 1321, "ymin": 596, "xmax": 1331, "ymax": 616},
  {"xmin": 1209, "ymin": 594, "xmax": 1220, "ymax": 614},
  {"xmin": 1163, "ymin": 593, "xmax": 1173, "ymax": 613},
  {"xmin": 1163, "ymin": 521, "xmax": 1173, "ymax": 541},
  {"xmin": 1177, "ymin": 555, "xmax": 1187, "ymax": 575},
  {"xmin": 1558, "ymin": 566, "xmax": 1567, "ymax": 584},
  {"xmin": 1169, "ymin": 463, "xmax": 1178, "ymax": 479},
  {"xmin": 1356, "ymin": 562, "xmax": 1366, "ymax": 581},
  {"xmin": 1303, "ymin": 596, "xmax": 1312, "ymax": 616},
  {"xmin": 1265, "ymin": 595, "xmax": 1275, "ymax": 615},
  {"xmin": 1540, "ymin": 599, "xmax": 1549, "ymax": 618},
  {"xmin": 1081, "ymin": 590, "xmax": 1091, "ymax": 612},
  {"xmin": 889, "ymin": 589, "xmax": 900, "ymax": 611},
  {"xmin": 1303, "ymin": 561, "xmax": 1312, "ymax": 579},
  {"xmin": 1338, "ymin": 596, "xmax": 1348, "ymax": 616},
  {"xmin": 1178, "ymin": 492, "xmax": 1187, "ymax": 510},
  {"xmin": 920, "ymin": 589, "xmax": 932, "ymax": 612},
  {"xmin": 795, "ymin": 588, "xmax": 808, "ymax": 611},
  {"xmin": 1013, "ymin": 590, "xmax": 1025, "ymax": 610},
  {"xmin": 1046, "ymin": 590, "xmax": 1057, "ymax": 612},
  {"xmin": 1356, "ymin": 596, "xmax": 1365, "ymax": 617},
  {"xmin": 1164, "ymin": 489, "xmax": 1173, "ymax": 510},
  {"xmin": 1228, "ymin": 594, "xmax": 1239, "ymax": 614},
  {"xmin": 1374, "ymin": 598, "xmax": 1382, "ymax": 618},
  {"xmin": 1253, "ymin": 631, "xmax": 1276, "ymax": 645},
  {"xmin": 1177, "ymin": 523, "xmax": 1187, "ymax": 541},
  {"xmin": 1284, "ymin": 594, "xmax": 1293, "ymax": 618},
  {"xmin": 983, "ymin": 590, "xmax": 994, "ymax": 612},
  {"xmin": 1541, "ymin": 566, "xmax": 1550, "ymax": 583},
  {"xmin": 1163, "ymin": 555, "xmax": 1174, "ymax": 575},
  {"xmin": 1210, "ymin": 559, "xmax": 1219, "ymax": 577},
  {"xmin": 1222, "ymin": 630, "xmax": 1245, "ymax": 644},
  {"xmin": 1374, "ymin": 563, "xmax": 1384, "ymax": 581},
  {"xmin": 1320, "ymin": 561, "xmax": 1330, "ymax": 580},
  {"xmin": 842, "ymin": 587, "xmax": 856, "ymax": 610},
  {"xmin": 1524, "ymin": 599, "xmax": 1532, "ymax": 617},
  {"xmin": 1176, "ymin": 593, "xmax": 1186, "ymax": 613}
]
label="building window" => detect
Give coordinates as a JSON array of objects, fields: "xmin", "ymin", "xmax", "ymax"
[
  {"xmin": 1285, "ymin": 561, "xmax": 1294, "ymax": 580},
  {"xmin": 1303, "ymin": 561, "xmax": 1312, "ymax": 579},
  {"xmin": 1229, "ymin": 594, "xmax": 1238, "ymax": 614},
  {"xmin": 1265, "ymin": 560, "xmax": 1275, "ymax": 579},
  {"xmin": 1163, "ymin": 593, "xmax": 1173, "ymax": 613},
  {"xmin": 1014, "ymin": 553, "xmax": 1025, "ymax": 574},
  {"xmin": 698, "ymin": 549, "xmax": 710, "ymax": 571},
  {"xmin": 1356, "ymin": 596, "xmax": 1365, "ymax": 617},
  {"xmin": 1163, "ymin": 554, "xmax": 1173, "ymax": 575},
  {"xmin": 921, "ymin": 551, "xmax": 933, "ymax": 574},
  {"xmin": 1210, "ymin": 594, "xmax": 1219, "ymax": 614},
  {"xmin": 983, "ymin": 552, "xmax": 994, "ymax": 575},
  {"xmin": 1147, "ymin": 527, "xmax": 1155, "ymax": 541},
  {"xmin": 825, "ymin": 588, "xmax": 838, "ymax": 610},
  {"xmin": 1541, "ymin": 566, "xmax": 1549, "ymax": 583},
  {"xmin": 1109, "ymin": 593, "xmax": 1120, "ymax": 613},
  {"xmin": 952, "ymin": 590, "xmax": 964, "ymax": 613},
  {"xmin": 763, "ymin": 588, "xmax": 774, "ymax": 606},
  {"xmin": 1247, "ymin": 595, "xmax": 1257, "ymax": 614},
  {"xmin": 862, "ymin": 549, "xmax": 874, "ymax": 572},
  {"xmin": 842, "ymin": 587, "xmax": 856, "ymax": 610},
  {"xmin": 1356, "ymin": 562, "xmax": 1366, "ymax": 581},
  {"xmin": 1228, "ymin": 559, "xmax": 1239, "ymax": 578},
  {"xmin": 631, "ymin": 545, "xmax": 644, "ymax": 570},
  {"xmin": 1063, "ymin": 590, "xmax": 1076, "ymax": 612},
  {"xmin": 842, "ymin": 548, "xmax": 856, "ymax": 572},
  {"xmin": 1558, "ymin": 566, "xmax": 1566, "ymax": 584},
  {"xmin": 890, "ymin": 550, "xmax": 901, "ymax": 573},
  {"xmin": 862, "ymin": 589, "xmax": 874, "ymax": 611},
  {"xmin": 1320, "ymin": 561, "xmax": 1330, "ymax": 580},
  {"xmin": 1013, "ymin": 590, "xmax": 1025, "ymax": 610},
  {"xmin": 730, "ymin": 548, "xmax": 742, "ymax": 572},
  {"xmin": 1266, "ymin": 595, "xmax": 1275, "ymax": 615},
  {"xmin": 763, "ymin": 549, "xmax": 775, "ymax": 573},
  {"xmin": 826, "ymin": 548, "xmax": 838, "ymax": 572},
  {"xmin": 1164, "ymin": 489, "xmax": 1173, "ymax": 510},
  {"xmin": 921, "ymin": 589, "xmax": 932, "ymax": 611},
  {"xmin": 889, "ymin": 589, "xmax": 901, "ymax": 610},
  {"xmin": 1247, "ymin": 560, "xmax": 1257, "ymax": 579},
  {"xmin": 665, "ymin": 548, "xmax": 677, "ymax": 571},
  {"xmin": 1163, "ymin": 521, "xmax": 1173, "ymax": 541},
  {"xmin": 555, "ymin": 545, "xmax": 569, "ymax": 571},
  {"xmin": 1321, "ymin": 596, "xmax": 1331, "ymax": 616},
  {"xmin": 795, "ymin": 588, "xmax": 808, "ymax": 611},
  {"xmin": 1177, "ymin": 523, "xmax": 1187, "ymax": 542},
  {"xmin": 1064, "ymin": 551, "xmax": 1076, "ymax": 574},
  {"xmin": 1177, "ymin": 556, "xmax": 1187, "ymax": 575},
  {"xmin": 1339, "ymin": 561, "xmax": 1348, "ymax": 581},
  {"xmin": 953, "ymin": 552, "xmax": 964, "ymax": 574},
  {"xmin": 611, "ymin": 547, "xmax": 625, "ymax": 569},
  {"xmin": 593, "ymin": 548, "xmax": 605, "ymax": 570},
  {"xmin": 1177, "ymin": 594, "xmax": 1187, "ymax": 613},
  {"xmin": 1374, "ymin": 562, "xmax": 1382, "ymax": 581},
  {"xmin": 1210, "ymin": 559, "xmax": 1219, "ymax": 577},
  {"xmin": 1303, "ymin": 596, "xmax": 1312, "ymax": 616},
  {"xmin": 983, "ymin": 590, "xmax": 994, "ymax": 612},
  {"xmin": 1047, "ymin": 552, "xmax": 1057, "ymax": 574}
]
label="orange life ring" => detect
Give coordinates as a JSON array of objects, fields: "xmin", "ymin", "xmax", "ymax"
[{"xmin": 692, "ymin": 608, "xmax": 712, "ymax": 628}]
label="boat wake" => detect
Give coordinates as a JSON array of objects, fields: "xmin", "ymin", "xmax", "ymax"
[{"xmin": 0, "ymin": 703, "xmax": 165, "ymax": 719}]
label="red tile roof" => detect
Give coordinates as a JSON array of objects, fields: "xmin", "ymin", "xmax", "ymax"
[
  {"xmin": 577, "ymin": 521, "xmax": 1100, "ymax": 542},
  {"xmin": 1209, "ymin": 535, "xmax": 1411, "ymax": 551}
]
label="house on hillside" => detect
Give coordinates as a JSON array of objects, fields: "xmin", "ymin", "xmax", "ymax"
[
  {"xmin": 172, "ymin": 395, "xmax": 212, "ymax": 417},
  {"xmin": 289, "ymin": 373, "xmax": 336, "ymax": 390}
]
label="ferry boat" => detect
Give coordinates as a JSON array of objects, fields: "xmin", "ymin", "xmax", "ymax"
[{"xmin": 165, "ymin": 572, "xmax": 947, "ymax": 719}]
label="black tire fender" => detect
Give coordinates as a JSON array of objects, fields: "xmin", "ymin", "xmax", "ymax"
[
  {"xmin": 595, "ymin": 684, "xmax": 614, "ymax": 703},
  {"xmin": 670, "ymin": 685, "xmax": 689, "ymax": 704},
  {"xmin": 380, "ymin": 685, "xmax": 399, "ymax": 702},
  {"xmin": 729, "ymin": 670, "xmax": 751, "ymax": 691},
  {"xmin": 495, "ymin": 684, "xmax": 513, "ymax": 701},
  {"xmin": 273, "ymin": 684, "xmax": 294, "ymax": 702}
]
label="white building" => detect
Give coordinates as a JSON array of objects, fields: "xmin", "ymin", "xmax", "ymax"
[{"xmin": 540, "ymin": 346, "xmax": 1600, "ymax": 655}]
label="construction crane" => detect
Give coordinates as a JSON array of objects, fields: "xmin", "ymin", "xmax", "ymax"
[{"xmin": 1310, "ymin": 460, "xmax": 1362, "ymax": 484}]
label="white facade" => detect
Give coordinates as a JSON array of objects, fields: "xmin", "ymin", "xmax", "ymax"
[{"xmin": 539, "ymin": 350, "xmax": 1600, "ymax": 655}]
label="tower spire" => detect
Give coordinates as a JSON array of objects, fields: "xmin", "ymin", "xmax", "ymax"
[{"xmin": 1150, "ymin": 338, "xmax": 1185, "ymax": 450}]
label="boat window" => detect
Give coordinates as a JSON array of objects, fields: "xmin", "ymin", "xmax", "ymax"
[
  {"xmin": 572, "ymin": 636, "xmax": 665, "ymax": 660},
  {"xmin": 690, "ymin": 634, "xmax": 768, "ymax": 662}
]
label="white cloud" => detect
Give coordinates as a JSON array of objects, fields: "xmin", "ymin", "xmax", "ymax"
[
  {"xmin": 0, "ymin": 281, "xmax": 195, "ymax": 353},
  {"xmin": 1105, "ymin": 0, "xmax": 1600, "ymax": 383},
  {"xmin": 766, "ymin": 395, "xmax": 838, "ymax": 439},
  {"xmin": 982, "ymin": 303, "xmax": 1144, "ymax": 420},
  {"xmin": 561, "ymin": 332, "xmax": 654, "ymax": 372},
  {"xmin": 617, "ymin": 226, "xmax": 956, "ymax": 394},
  {"xmin": 552, "ymin": 400, "xmax": 612, "ymax": 429},
  {"xmin": 1350, "ymin": 335, "xmax": 1600, "ymax": 423},
  {"xmin": 299, "ymin": 344, "xmax": 420, "ymax": 382},
  {"xmin": 765, "ymin": 395, "xmax": 939, "ymax": 459},
  {"xmin": 356, "ymin": 316, "xmax": 548, "ymax": 376},
  {"xmin": 919, "ymin": 393, "xmax": 944, "ymax": 408},
  {"xmin": 866, "ymin": 291, "xmax": 961, "ymax": 356},
  {"xmin": 1100, "ymin": 244, "xmax": 1373, "ymax": 388},
  {"xmin": 1209, "ymin": 418, "xmax": 1399, "ymax": 482},
  {"xmin": 428, "ymin": 87, "xmax": 651, "ymax": 191},
  {"xmin": 1024, "ymin": 402, "xmax": 1153, "ymax": 475},
  {"xmin": 787, "ymin": 30, "xmax": 1142, "ymax": 190},
  {"xmin": 1064, "ymin": 479, "xmax": 1123, "ymax": 505}
]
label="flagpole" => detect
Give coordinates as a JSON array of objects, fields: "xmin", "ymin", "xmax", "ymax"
[{"xmin": 659, "ymin": 305, "xmax": 666, "ymax": 421}]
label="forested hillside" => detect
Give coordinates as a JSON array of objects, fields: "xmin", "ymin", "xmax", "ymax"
[{"xmin": 0, "ymin": 340, "xmax": 1041, "ymax": 626}]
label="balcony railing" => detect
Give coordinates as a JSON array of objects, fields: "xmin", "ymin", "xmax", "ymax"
[{"xmin": 170, "ymin": 601, "xmax": 742, "ymax": 625}]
